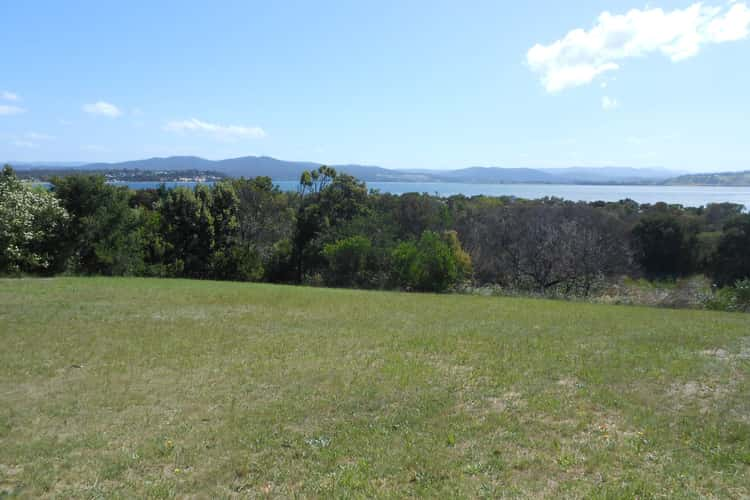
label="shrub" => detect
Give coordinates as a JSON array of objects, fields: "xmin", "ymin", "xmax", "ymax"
[
  {"xmin": 442, "ymin": 230, "xmax": 473, "ymax": 281},
  {"xmin": 706, "ymin": 279, "xmax": 750, "ymax": 313},
  {"xmin": 211, "ymin": 245, "xmax": 264, "ymax": 282},
  {"xmin": 391, "ymin": 230, "xmax": 472, "ymax": 293},
  {"xmin": 0, "ymin": 166, "xmax": 69, "ymax": 274},
  {"xmin": 323, "ymin": 235, "xmax": 372, "ymax": 287}
]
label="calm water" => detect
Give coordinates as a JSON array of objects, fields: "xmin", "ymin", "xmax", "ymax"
[{"xmin": 112, "ymin": 181, "xmax": 750, "ymax": 208}]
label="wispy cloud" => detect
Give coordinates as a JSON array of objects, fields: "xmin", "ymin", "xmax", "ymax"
[
  {"xmin": 1, "ymin": 91, "xmax": 20, "ymax": 101},
  {"xmin": 81, "ymin": 144, "xmax": 110, "ymax": 153},
  {"xmin": 163, "ymin": 118, "xmax": 266, "ymax": 141},
  {"xmin": 83, "ymin": 101, "xmax": 122, "ymax": 117},
  {"xmin": 8, "ymin": 132, "xmax": 55, "ymax": 149},
  {"xmin": 527, "ymin": 2, "xmax": 750, "ymax": 92},
  {"xmin": 26, "ymin": 132, "xmax": 55, "ymax": 141},
  {"xmin": 11, "ymin": 140, "xmax": 37, "ymax": 149},
  {"xmin": 627, "ymin": 133, "xmax": 680, "ymax": 145},
  {"xmin": 0, "ymin": 105, "xmax": 26, "ymax": 116},
  {"xmin": 627, "ymin": 136, "xmax": 644, "ymax": 145},
  {"xmin": 601, "ymin": 96, "xmax": 619, "ymax": 111}
]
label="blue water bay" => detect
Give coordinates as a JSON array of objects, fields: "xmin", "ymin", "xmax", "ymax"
[{"xmin": 108, "ymin": 181, "xmax": 750, "ymax": 208}]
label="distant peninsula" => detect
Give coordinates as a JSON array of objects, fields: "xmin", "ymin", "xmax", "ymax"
[{"xmin": 663, "ymin": 170, "xmax": 750, "ymax": 186}]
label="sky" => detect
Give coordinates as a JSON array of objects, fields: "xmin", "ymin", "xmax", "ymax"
[{"xmin": 1, "ymin": 0, "xmax": 749, "ymax": 172}]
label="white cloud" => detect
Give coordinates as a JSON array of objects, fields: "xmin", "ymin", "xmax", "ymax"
[
  {"xmin": 602, "ymin": 96, "xmax": 619, "ymax": 110},
  {"xmin": 163, "ymin": 118, "xmax": 266, "ymax": 141},
  {"xmin": 527, "ymin": 2, "xmax": 750, "ymax": 92},
  {"xmin": 0, "ymin": 105, "xmax": 26, "ymax": 115},
  {"xmin": 12, "ymin": 140, "xmax": 38, "ymax": 149},
  {"xmin": 81, "ymin": 144, "xmax": 109, "ymax": 152},
  {"xmin": 1, "ymin": 91, "xmax": 19, "ymax": 101},
  {"xmin": 627, "ymin": 133, "xmax": 680, "ymax": 145},
  {"xmin": 83, "ymin": 101, "xmax": 122, "ymax": 117},
  {"xmin": 9, "ymin": 132, "xmax": 55, "ymax": 149},
  {"xmin": 627, "ymin": 136, "xmax": 644, "ymax": 145},
  {"xmin": 26, "ymin": 132, "xmax": 55, "ymax": 141}
]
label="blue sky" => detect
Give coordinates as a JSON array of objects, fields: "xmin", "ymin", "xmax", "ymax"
[{"xmin": 2, "ymin": 0, "xmax": 749, "ymax": 171}]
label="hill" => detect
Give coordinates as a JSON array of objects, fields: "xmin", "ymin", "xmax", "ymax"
[
  {"xmin": 664, "ymin": 170, "xmax": 750, "ymax": 186},
  {"xmin": 430, "ymin": 166, "xmax": 567, "ymax": 183},
  {"xmin": 14, "ymin": 155, "xmax": 683, "ymax": 184},
  {"xmin": 540, "ymin": 166, "xmax": 678, "ymax": 184},
  {"xmin": 24, "ymin": 156, "xmax": 409, "ymax": 182},
  {"xmin": 2, "ymin": 277, "xmax": 749, "ymax": 497}
]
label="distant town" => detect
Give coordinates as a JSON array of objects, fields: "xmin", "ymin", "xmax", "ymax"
[{"xmin": 14, "ymin": 168, "xmax": 228, "ymax": 183}]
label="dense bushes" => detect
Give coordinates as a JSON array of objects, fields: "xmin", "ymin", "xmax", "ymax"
[
  {"xmin": 323, "ymin": 235, "xmax": 372, "ymax": 287},
  {"xmin": 2, "ymin": 164, "xmax": 749, "ymax": 304}
]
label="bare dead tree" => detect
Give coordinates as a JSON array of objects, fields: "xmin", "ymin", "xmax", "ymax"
[{"xmin": 457, "ymin": 202, "xmax": 634, "ymax": 295}]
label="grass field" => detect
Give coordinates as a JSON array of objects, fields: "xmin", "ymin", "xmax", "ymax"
[{"xmin": 1, "ymin": 278, "xmax": 749, "ymax": 498}]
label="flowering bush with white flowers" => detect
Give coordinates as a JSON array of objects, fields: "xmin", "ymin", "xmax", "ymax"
[{"xmin": 0, "ymin": 166, "xmax": 69, "ymax": 273}]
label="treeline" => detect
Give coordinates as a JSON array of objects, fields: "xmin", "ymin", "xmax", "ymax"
[{"xmin": 2, "ymin": 164, "xmax": 749, "ymax": 298}]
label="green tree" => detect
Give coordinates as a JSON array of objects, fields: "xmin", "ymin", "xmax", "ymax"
[
  {"xmin": 52, "ymin": 174, "xmax": 143, "ymax": 275},
  {"xmin": 632, "ymin": 214, "xmax": 697, "ymax": 278},
  {"xmin": 159, "ymin": 186, "xmax": 214, "ymax": 278},
  {"xmin": 232, "ymin": 177, "xmax": 295, "ymax": 281},
  {"xmin": 208, "ymin": 181, "xmax": 243, "ymax": 279},
  {"xmin": 713, "ymin": 215, "xmax": 750, "ymax": 286},
  {"xmin": 292, "ymin": 167, "xmax": 370, "ymax": 283},
  {"xmin": 392, "ymin": 193, "xmax": 449, "ymax": 239},
  {"xmin": 391, "ymin": 240, "xmax": 421, "ymax": 290}
]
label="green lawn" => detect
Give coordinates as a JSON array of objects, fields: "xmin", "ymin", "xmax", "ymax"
[{"xmin": 1, "ymin": 278, "xmax": 749, "ymax": 498}]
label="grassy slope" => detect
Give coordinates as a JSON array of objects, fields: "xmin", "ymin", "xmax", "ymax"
[{"xmin": 1, "ymin": 278, "xmax": 749, "ymax": 498}]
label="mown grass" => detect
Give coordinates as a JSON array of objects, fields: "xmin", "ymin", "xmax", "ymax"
[{"xmin": 1, "ymin": 277, "xmax": 749, "ymax": 498}]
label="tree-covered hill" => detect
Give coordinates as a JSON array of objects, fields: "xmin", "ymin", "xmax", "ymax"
[
  {"xmin": 664, "ymin": 170, "xmax": 750, "ymax": 186},
  {"xmin": 11, "ymin": 155, "xmax": 683, "ymax": 184}
]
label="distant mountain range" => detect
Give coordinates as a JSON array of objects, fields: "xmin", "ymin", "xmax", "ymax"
[{"xmin": 10, "ymin": 155, "xmax": 698, "ymax": 185}]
